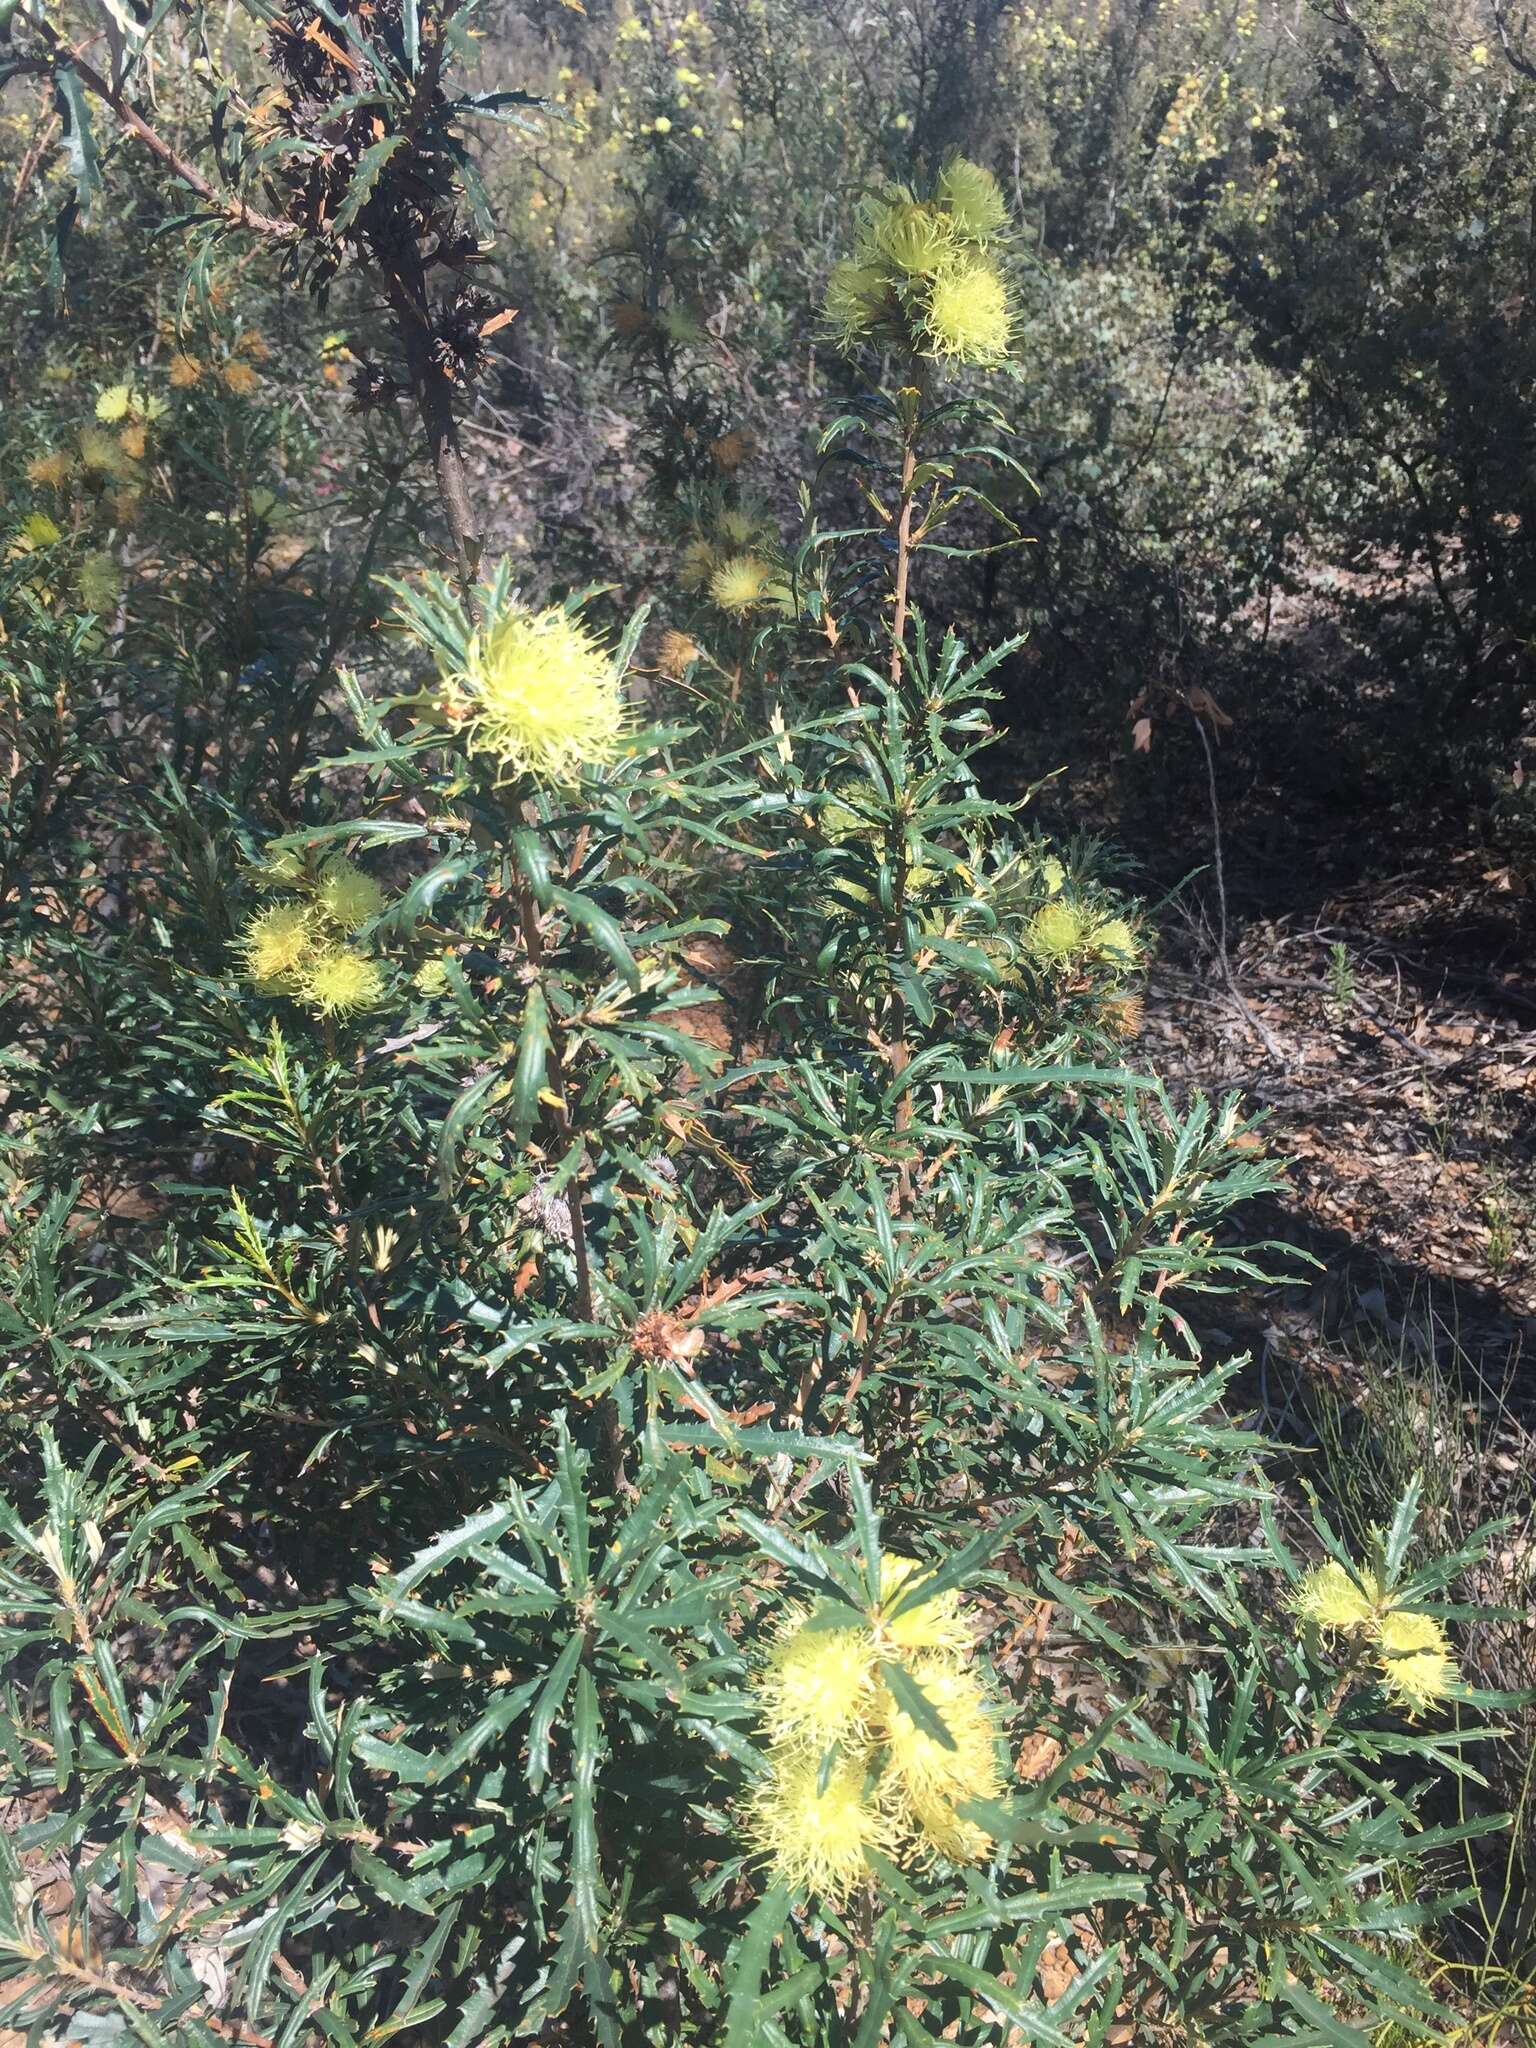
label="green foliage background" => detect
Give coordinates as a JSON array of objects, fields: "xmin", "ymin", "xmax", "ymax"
[{"xmin": 0, "ymin": 1, "xmax": 1531, "ymax": 2044}]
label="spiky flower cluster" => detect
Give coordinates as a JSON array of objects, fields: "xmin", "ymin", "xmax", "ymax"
[
  {"xmin": 1290, "ymin": 1559, "xmax": 1460, "ymax": 1716},
  {"xmin": 747, "ymin": 1555, "xmax": 1007, "ymax": 1902},
  {"xmin": 1023, "ymin": 900, "xmax": 1141, "ymax": 969},
  {"xmin": 438, "ymin": 599, "xmax": 626, "ymax": 787},
  {"xmin": 824, "ymin": 156, "xmax": 1013, "ymax": 368},
  {"xmin": 236, "ymin": 852, "xmax": 389, "ymax": 1020},
  {"xmin": 676, "ymin": 501, "xmax": 791, "ymax": 617}
]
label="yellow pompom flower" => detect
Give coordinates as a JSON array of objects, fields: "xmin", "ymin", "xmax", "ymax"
[
  {"xmin": 937, "ymin": 157, "xmax": 1008, "ymax": 241},
  {"xmin": 874, "ymin": 201, "xmax": 956, "ymax": 277},
  {"xmin": 759, "ymin": 1614, "xmax": 878, "ymax": 1752},
  {"xmin": 875, "ymin": 1555, "xmax": 972, "ymax": 1659},
  {"xmin": 314, "ymin": 859, "xmax": 385, "ymax": 932},
  {"xmin": 1376, "ymin": 1610, "xmax": 1457, "ymax": 1716},
  {"xmin": 1291, "ymin": 1559, "xmax": 1379, "ymax": 1636},
  {"xmin": 446, "ymin": 602, "xmax": 625, "ymax": 788},
  {"xmin": 301, "ymin": 946, "xmax": 385, "ymax": 1017},
  {"xmin": 95, "ymin": 383, "xmax": 133, "ymax": 422},
  {"xmin": 239, "ymin": 904, "xmax": 314, "ymax": 989},
  {"xmin": 748, "ymin": 1751, "xmax": 895, "ymax": 1901},
  {"xmin": 709, "ymin": 553, "xmax": 773, "ymax": 613},
  {"xmin": 924, "ymin": 261, "xmax": 1012, "ymax": 365}
]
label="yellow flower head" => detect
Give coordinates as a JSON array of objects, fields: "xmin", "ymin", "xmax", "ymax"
[
  {"xmin": 301, "ymin": 946, "xmax": 385, "ymax": 1017},
  {"xmin": 873, "ymin": 201, "xmax": 956, "ymax": 277},
  {"xmin": 709, "ymin": 553, "xmax": 773, "ymax": 613},
  {"xmin": 19, "ymin": 512, "xmax": 63, "ymax": 548},
  {"xmin": 77, "ymin": 427, "xmax": 132, "ymax": 478},
  {"xmin": 76, "ymin": 552, "xmax": 121, "ymax": 614},
  {"xmin": 715, "ymin": 505, "xmax": 771, "ymax": 549},
  {"xmin": 314, "ymin": 859, "xmax": 385, "ymax": 932},
  {"xmin": 240, "ymin": 903, "xmax": 313, "ymax": 989},
  {"xmin": 657, "ymin": 628, "xmax": 701, "ymax": 677},
  {"xmin": 223, "ymin": 361, "xmax": 261, "ymax": 397},
  {"xmin": 937, "ymin": 157, "xmax": 1008, "ymax": 241},
  {"xmin": 759, "ymin": 1613, "xmax": 878, "ymax": 1751},
  {"xmin": 1291, "ymin": 1559, "xmax": 1378, "ymax": 1636},
  {"xmin": 1027, "ymin": 899, "xmax": 1091, "ymax": 961},
  {"xmin": 924, "ymin": 261, "xmax": 1012, "ymax": 366},
  {"xmin": 95, "ymin": 383, "xmax": 133, "ymax": 423},
  {"xmin": 748, "ymin": 1750, "xmax": 895, "ymax": 1901},
  {"xmin": 1376, "ymin": 1609, "xmax": 1456, "ymax": 1716},
  {"xmin": 882, "ymin": 1656, "xmax": 1001, "ymax": 1817},
  {"xmin": 169, "ymin": 352, "xmax": 205, "ymax": 388},
  {"xmin": 1104, "ymin": 992, "xmax": 1145, "ymax": 1039},
  {"xmin": 678, "ymin": 537, "xmax": 719, "ymax": 591},
  {"xmin": 1093, "ymin": 916, "xmax": 1139, "ymax": 965},
  {"xmin": 907, "ymin": 1788, "xmax": 997, "ymax": 1865},
  {"xmin": 875, "ymin": 1555, "xmax": 972, "ymax": 1659},
  {"xmin": 824, "ymin": 260, "xmax": 891, "ymax": 346},
  {"xmin": 26, "ymin": 451, "xmax": 75, "ymax": 491},
  {"xmin": 447, "ymin": 602, "xmax": 625, "ymax": 787}
]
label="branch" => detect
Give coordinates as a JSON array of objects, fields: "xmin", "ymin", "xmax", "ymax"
[
  {"xmin": 12, "ymin": 15, "xmax": 298, "ymax": 240},
  {"xmin": 1490, "ymin": 0, "xmax": 1536, "ymax": 80}
]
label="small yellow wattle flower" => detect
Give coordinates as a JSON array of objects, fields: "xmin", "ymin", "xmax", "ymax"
[
  {"xmin": 446, "ymin": 601, "xmax": 625, "ymax": 788},
  {"xmin": 240, "ymin": 904, "xmax": 313, "ymax": 989},
  {"xmin": 1290, "ymin": 1559, "xmax": 1378, "ymax": 1636},
  {"xmin": 95, "ymin": 383, "xmax": 133, "ymax": 422},
  {"xmin": 759, "ymin": 1613, "xmax": 878, "ymax": 1751},
  {"xmin": 924, "ymin": 261, "xmax": 1012, "ymax": 365},
  {"xmin": 301, "ymin": 946, "xmax": 385, "ymax": 1018},
  {"xmin": 1375, "ymin": 1609, "xmax": 1457, "ymax": 1716},
  {"xmin": 748, "ymin": 1751, "xmax": 894, "ymax": 1901}
]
